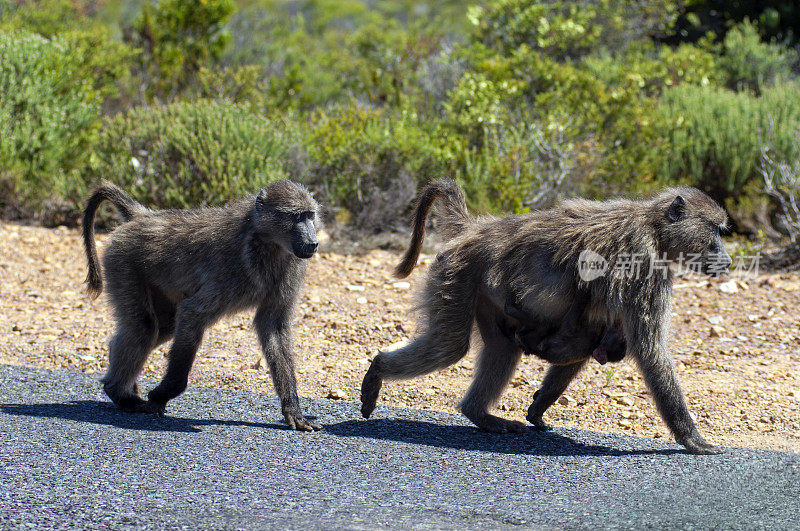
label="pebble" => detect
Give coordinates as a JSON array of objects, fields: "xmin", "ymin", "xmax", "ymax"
[
  {"xmin": 557, "ymin": 395, "xmax": 574, "ymax": 406},
  {"xmin": 392, "ymin": 281, "xmax": 411, "ymax": 290},
  {"xmin": 718, "ymin": 280, "xmax": 738, "ymax": 293},
  {"xmin": 327, "ymin": 389, "xmax": 348, "ymax": 400},
  {"xmin": 708, "ymin": 315, "xmax": 723, "ymax": 325},
  {"xmin": 615, "ymin": 395, "xmax": 635, "ymax": 407},
  {"xmin": 710, "ymin": 326, "xmax": 726, "ymax": 338},
  {"xmin": 346, "ymin": 285, "xmax": 365, "ymax": 292}
]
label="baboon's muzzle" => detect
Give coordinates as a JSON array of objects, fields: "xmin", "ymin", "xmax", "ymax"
[{"xmin": 293, "ymin": 241, "xmax": 318, "ymax": 259}]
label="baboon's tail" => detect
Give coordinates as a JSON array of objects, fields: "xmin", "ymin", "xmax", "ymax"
[
  {"xmin": 395, "ymin": 179, "xmax": 472, "ymax": 278},
  {"xmin": 82, "ymin": 181, "xmax": 145, "ymax": 298}
]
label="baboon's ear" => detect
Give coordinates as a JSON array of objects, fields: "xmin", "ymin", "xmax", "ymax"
[
  {"xmin": 667, "ymin": 195, "xmax": 686, "ymax": 222},
  {"xmin": 254, "ymin": 188, "xmax": 270, "ymax": 211}
]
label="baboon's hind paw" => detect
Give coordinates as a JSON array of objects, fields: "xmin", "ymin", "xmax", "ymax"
[
  {"xmin": 680, "ymin": 433, "xmax": 725, "ymax": 455},
  {"xmin": 471, "ymin": 414, "xmax": 530, "ymax": 434},
  {"xmin": 360, "ymin": 365, "xmax": 382, "ymax": 419},
  {"xmin": 285, "ymin": 413, "xmax": 321, "ymax": 432}
]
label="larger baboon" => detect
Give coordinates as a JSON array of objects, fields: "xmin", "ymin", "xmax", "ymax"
[
  {"xmin": 361, "ymin": 179, "xmax": 731, "ymax": 454},
  {"xmin": 83, "ymin": 180, "xmax": 321, "ymax": 431}
]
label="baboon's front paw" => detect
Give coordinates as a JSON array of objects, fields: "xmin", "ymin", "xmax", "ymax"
[
  {"xmin": 284, "ymin": 413, "xmax": 321, "ymax": 432},
  {"xmin": 115, "ymin": 395, "xmax": 149, "ymax": 413},
  {"xmin": 474, "ymin": 414, "xmax": 530, "ymax": 434},
  {"xmin": 680, "ymin": 435, "xmax": 725, "ymax": 455},
  {"xmin": 526, "ymin": 415, "xmax": 553, "ymax": 431},
  {"xmin": 144, "ymin": 400, "xmax": 167, "ymax": 417}
]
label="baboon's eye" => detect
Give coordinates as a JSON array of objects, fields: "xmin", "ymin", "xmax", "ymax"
[{"xmin": 293, "ymin": 212, "xmax": 314, "ymax": 223}]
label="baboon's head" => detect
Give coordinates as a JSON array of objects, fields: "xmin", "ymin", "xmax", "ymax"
[
  {"xmin": 652, "ymin": 187, "xmax": 732, "ymax": 276},
  {"xmin": 253, "ymin": 180, "xmax": 320, "ymax": 259}
]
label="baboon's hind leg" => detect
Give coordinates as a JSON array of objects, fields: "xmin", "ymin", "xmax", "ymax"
[
  {"xmin": 146, "ymin": 299, "xmax": 209, "ymax": 416},
  {"xmin": 526, "ymin": 360, "xmax": 586, "ymax": 430},
  {"xmin": 361, "ymin": 329, "xmax": 472, "ymax": 418},
  {"xmin": 102, "ymin": 289, "xmax": 158, "ymax": 413},
  {"xmin": 459, "ymin": 300, "xmax": 527, "ymax": 433}
]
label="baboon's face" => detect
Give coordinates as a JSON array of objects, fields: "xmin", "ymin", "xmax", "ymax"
[
  {"xmin": 254, "ymin": 181, "xmax": 320, "ymax": 259},
  {"xmin": 657, "ymin": 188, "xmax": 732, "ymax": 276}
]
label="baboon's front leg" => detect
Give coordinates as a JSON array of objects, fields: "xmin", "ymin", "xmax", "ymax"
[
  {"xmin": 147, "ymin": 303, "xmax": 208, "ymax": 416},
  {"xmin": 526, "ymin": 360, "xmax": 586, "ymax": 430},
  {"xmin": 628, "ymin": 325, "xmax": 723, "ymax": 454},
  {"xmin": 254, "ymin": 305, "xmax": 320, "ymax": 432}
]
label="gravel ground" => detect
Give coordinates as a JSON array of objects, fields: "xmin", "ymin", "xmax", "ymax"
[
  {"xmin": 2, "ymin": 364, "xmax": 799, "ymax": 530},
  {"xmin": 1, "ymin": 221, "xmax": 799, "ymax": 452}
]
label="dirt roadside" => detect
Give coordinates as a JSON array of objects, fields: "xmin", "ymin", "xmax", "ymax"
[{"xmin": 1, "ymin": 221, "xmax": 798, "ymax": 452}]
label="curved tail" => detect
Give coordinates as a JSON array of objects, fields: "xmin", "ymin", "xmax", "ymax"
[
  {"xmin": 395, "ymin": 179, "xmax": 472, "ymax": 278},
  {"xmin": 82, "ymin": 182, "xmax": 144, "ymax": 298}
]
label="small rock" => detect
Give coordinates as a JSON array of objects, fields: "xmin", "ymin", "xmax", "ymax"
[
  {"xmin": 615, "ymin": 395, "xmax": 635, "ymax": 407},
  {"xmin": 708, "ymin": 315, "xmax": 723, "ymax": 325},
  {"xmin": 718, "ymin": 280, "xmax": 738, "ymax": 293},
  {"xmin": 308, "ymin": 294, "xmax": 321, "ymax": 304},
  {"xmin": 76, "ymin": 354, "xmax": 97, "ymax": 362},
  {"xmin": 392, "ymin": 281, "xmax": 411, "ymax": 290},
  {"xmin": 346, "ymin": 284, "xmax": 365, "ymax": 292},
  {"xmin": 618, "ymin": 419, "xmax": 632, "ymax": 427},
  {"xmin": 327, "ymin": 389, "xmax": 347, "ymax": 400},
  {"xmin": 747, "ymin": 314, "xmax": 760, "ymax": 322},
  {"xmin": 557, "ymin": 395, "xmax": 574, "ymax": 406},
  {"xmin": 356, "ymin": 297, "xmax": 367, "ymax": 304},
  {"xmin": 709, "ymin": 325, "xmax": 726, "ymax": 338}
]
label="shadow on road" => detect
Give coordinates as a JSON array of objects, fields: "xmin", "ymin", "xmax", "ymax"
[
  {"xmin": 0, "ymin": 400, "xmax": 289, "ymax": 433},
  {"xmin": 327, "ymin": 418, "xmax": 682, "ymax": 457}
]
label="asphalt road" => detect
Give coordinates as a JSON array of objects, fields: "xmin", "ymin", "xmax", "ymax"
[{"xmin": 0, "ymin": 364, "xmax": 798, "ymax": 530}]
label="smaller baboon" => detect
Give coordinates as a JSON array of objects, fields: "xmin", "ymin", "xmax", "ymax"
[
  {"xmin": 504, "ymin": 290, "xmax": 626, "ymax": 365},
  {"xmin": 82, "ymin": 180, "xmax": 321, "ymax": 431}
]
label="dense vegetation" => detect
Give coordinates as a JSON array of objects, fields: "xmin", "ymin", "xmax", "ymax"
[{"xmin": 1, "ymin": 0, "xmax": 799, "ymax": 239}]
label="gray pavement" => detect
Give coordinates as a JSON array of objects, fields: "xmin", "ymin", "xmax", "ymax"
[{"xmin": 0, "ymin": 363, "xmax": 797, "ymax": 529}]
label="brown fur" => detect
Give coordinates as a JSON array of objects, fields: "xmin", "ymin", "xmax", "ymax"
[{"xmin": 362, "ymin": 179, "xmax": 731, "ymax": 454}]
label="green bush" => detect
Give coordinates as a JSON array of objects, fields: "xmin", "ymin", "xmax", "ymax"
[
  {"xmin": 131, "ymin": 0, "xmax": 237, "ymax": 99},
  {"xmin": 470, "ymin": 0, "xmax": 681, "ymax": 59},
  {"xmin": 305, "ymin": 105, "xmax": 456, "ymax": 230},
  {"xmin": 0, "ymin": 30, "xmax": 102, "ymax": 219},
  {"xmin": 91, "ymin": 100, "xmax": 302, "ymax": 209},
  {"xmin": 657, "ymin": 83, "xmax": 800, "ymax": 200},
  {"xmin": 718, "ymin": 20, "xmax": 796, "ymax": 94}
]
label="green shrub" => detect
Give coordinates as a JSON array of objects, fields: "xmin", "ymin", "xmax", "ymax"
[
  {"xmin": 657, "ymin": 83, "xmax": 800, "ymax": 200},
  {"xmin": 0, "ymin": 0, "xmax": 82, "ymax": 37},
  {"xmin": 456, "ymin": 118, "xmax": 586, "ymax": 214},
  {"xmin": 92, "ymin": 100, "xmax": 302, "ymax": 209},
  {"xmin": 131, "ymin": 0, "xmax": 237, "ymax": 99},
  {"xmin": 470, "ymin": 0, "xmax": 681, "ymax": 59},
  {"xmin": 584, "ymin": 40, "xmax": 719, "ymax": 96},
  {"xmin": 0, "ymin": 30, "xmax": 102, "ymax": 219},
  {"xmin": 305, "ymin": 105, "xmax": 456, "ymax": 230},
  {"xmin": 718, "ymin": 20, "xmax": 796, "ymax": 94}
]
